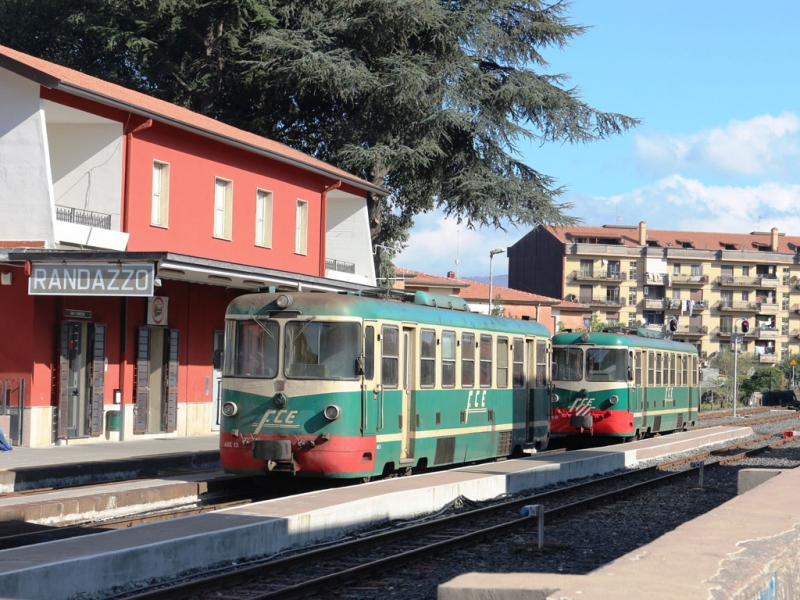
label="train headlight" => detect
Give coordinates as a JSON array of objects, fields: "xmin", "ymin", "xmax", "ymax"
[
  {"xmin": 323, "ymin": 404, "xmax": 341, "ymax": 421},
  {"xmin": 221, "ymin": 402, "xmax": 238, "ymax": 417},
  {"xmin": 276, "ymin": 294, "xmax": 293, "ymax": 308},
  {"xmin": 609, "ymin": 395, "xmax": 619, "ymax": 405},
  {"xmin": 550, "ymin": 393, "xmax": 559, "ymax": 404}
]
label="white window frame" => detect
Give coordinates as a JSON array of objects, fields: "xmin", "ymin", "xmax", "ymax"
[
  {"xmin": 255, "ymin": 189, "xmax": 273, "ymax": 248},
  {"xmin": 151, "ymin": 161, "xmax": 170, "ymax": 227},
  {"xmin": 295, "ymin": 199, "xmax": 308, "ymax": 255},
  {"xmin": 214, "ymin": 178, "xmax": 233, "ymax": 240}
]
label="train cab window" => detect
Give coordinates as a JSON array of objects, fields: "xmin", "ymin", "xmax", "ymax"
[
  {"xmin": 552, "ymin": 347, "xmax": 583, "ymax": 381},
  {"xmin": 227, "ymin": 319, "xmax": 280, "ymax": 378},
  {"xmin": 381, "ymin": 325, "xmax": 399, "ymax": 387},
  {"xmin": 441, "ymin": 330, "xmax": 456, "ymax": 387},
  {"xmin": 648, "ymin": 352, "xmax": 654, "ymax": 386},
  {"xmin": 655, "ymin": 353, "xmax": 662, "ymax": 385},
  {"xmin": 462, "ymin": 333, "xmax": 475, "ymax": 387},
  {"xmin": 669, "ymin": 354, "xmax": 676, "ymax": 386},
  {"xmin": 536, "ymin": 340, "xmax": 547, "ymax": 388},
  {"xmin": 285, "ymin": 321, "xmax": 361, "ymax": 380},
  {"xmin": 364, "ymin": 326, "xmax": 375, "ymax": 380},
  {"xmin": 420, "ymin": 329, "xmax": 436, "ymax": 388},
  {"xmin": 585, "ymin": 348, "xmax": 627, "ymax": 382},
  {"xmin": 496, "ymin": 338, "xmax": 509, "ymax": 388},
  {"xmin": 512, "ymin": 338, "xmax": 524, "ymax": 388},
  {"xmin": 480, "ymin": 334, "xmax": 493, "ymax": 387}
]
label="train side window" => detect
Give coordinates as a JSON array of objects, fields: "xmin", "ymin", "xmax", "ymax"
[
  {"xmin": 648, "ymin": 352, "xmax": 654, "ymax": 386},
  {"xmin": 669, "ymin": 353, "xmax": 676, "ymax": 386},
  {"xmin": 442, "ymin": 330, "xmax": 456, "ymax": 387},
  {"xmin": 496, "ymin": 337, "xmax": 509, "ymax": 388},
  {"xmin": 692, "ymin": 356, "xmax": 698, "ymax": 386},
  {"xmin": 480, "ymin": 334, "xmax": 492, "ymax": 387},
  {"xmin": 635, "ymin": 351, "xmax": 642, "ymax": 386},
  {"xmin": 536, "ymin": 340, "xmax": 547, "ymax": 388},
  {"xmin": 420, "ymin": 329, "xmax": 436, "ymax": 388},
  {"xmin": 512, "ymin": 338, "xmax": 524, "ymax": 388},
  {"xmin": 381, "ymin": 325, "xmax": 399, "ymax": 388},
  {"xmin": 364, "ymin": 326, "xmax": 374, "ymax": 380},
  {"xmin": 461, "ymin": 332, "xmax": 475, "ymax": 387},
  {"xmin": 676, "ymin": 354, "xmax": 682, "ymax": 386},
  {"xmin": 655, "ymin": 353, "xmax": 662, "ymax": 385},
  {"xmin": 663, "ymin": 353, "xmax": 669, "ymax": 387},
  {"xmin": 682, "ymin": 355, "xmax": 688, "ymax": 385}
]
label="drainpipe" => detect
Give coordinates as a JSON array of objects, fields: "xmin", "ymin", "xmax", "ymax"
[
  {"xmin": 120, "ymin": 116, "xmax": 152, "ymax": 434},
  {"xmin": 319, "ymin": 180, "xmax": 342, "ymax": 277}
]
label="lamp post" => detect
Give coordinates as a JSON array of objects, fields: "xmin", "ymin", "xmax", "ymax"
[{"xmin": 488, "ymin": 247, "xmax": 505, "ymax": 315}]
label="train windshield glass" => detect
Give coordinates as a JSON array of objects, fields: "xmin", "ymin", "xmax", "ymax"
[
  {"xmin": 225, "ymin": 319, "xmax": 280, "ymax": 378},
  {"xmin": 552, "ymin": 347, "xmax": 583, "ymax": 381},
  {"xmin": 285, "ymin": 321, "xmax": 361, "ymax": 380},
  {"xmin": 586, "ymin": 348, "xmax": 628, "ymax": 382}
]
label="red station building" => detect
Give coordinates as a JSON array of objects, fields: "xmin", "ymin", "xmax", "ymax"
[{"xmin": 0, "ymin": 46, "xmax": 385, "ymax": 447}]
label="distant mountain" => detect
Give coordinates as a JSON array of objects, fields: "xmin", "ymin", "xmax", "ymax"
[{"xmin": 462, "ymin": 274, "xmax": 508, "ymax": 287}]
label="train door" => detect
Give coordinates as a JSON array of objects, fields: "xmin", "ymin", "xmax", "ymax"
[
  {"xmin": 526, "ymin": 338, "xmax": 550, "ymax": 449},
  {"xmin": 58, "ymin": 321, "xmax": 106, "ymax": 440},
  {"xmin": 211, "ymin": 330, "xmax": 224, "ymax": 431},
  {"xmin": 634, "ymin": 350, "xmax": 643, "ymax": 435},
  {"xmin": 400, "ymin": 327, "xmax": 416, "ymax": 462},
  {"xmin": 362, "ymin": 321, "xmax": 379, "ymax": 433},
  {"xmin": 135, "ymin": 327, "xmax": 178, "ymax": 434}
]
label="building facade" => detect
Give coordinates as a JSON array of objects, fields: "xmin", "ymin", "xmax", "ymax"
[
  {"xmin": 509, "ymin": 221, "xmax": 800, "ymax": 364},
  {"xmin": 0, "ymin": 45, "xmax": 385, "ymax": 447}
]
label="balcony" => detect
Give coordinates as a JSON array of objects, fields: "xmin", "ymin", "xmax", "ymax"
[
  {"xmin": 666, "ymin": 299, "xmax": 708, "ymax": 311},
  {"xmin": 717, "ymin": 275, "xmax": 759, "ymax": 287},
  {"xmin": 588, "ymin": 297, "xmax": 626, "ymax": 308},
  {"xmin": 754, "ymin": 301, "xmax": 779, "ymax": 315},
  {"xmin": 758, "ymin": 276, "xmax": 779, "ymax": 288},
  {"xmin": 645, "ymin": 273, "xmax": 668, "ymax": 285},
  {"xmin": 325, "ymin": 258, "xmax": 356, "ymax": 275},
  {"xmin": 717, "ymin": 300, "xmax": 756, "ymax": 312},
  {"xmin": 670, "ymin": 273, "xmax": 709, "ymax": 285},
  {"xmin": 674, "ymin": 325, "xmax": 708, "ymax": 337},
  {"xmin": 569, "ymin": 270, "xmax": 627, "ymax": 283},
  {"xmin": 644, "ymin": 298, "xmax": 667, "ymax": 310},
  {"xmin": 56, "ymin": 206, "xmax": 112, "ymax": 229},
  {"xmin": 754, "ymin": 327, "xmax": 779, "ymax": 340},
  {"xmin": 714, "ymin": 327, "xmax": 755, "ymax": 339},
  {"xmin": 756, "ymin": 352, "xmax": 779, "ymax": 364}
]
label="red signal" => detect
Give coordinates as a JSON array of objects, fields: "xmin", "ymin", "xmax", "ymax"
[
  {"xmin": 668, "ymin": 318, "xmax": 678, "ymax": 332},
  {"xmin": 741, "ymin": 319, "xmax": 750, "ymax": 334}
]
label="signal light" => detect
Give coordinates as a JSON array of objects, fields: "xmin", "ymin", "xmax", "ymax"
[
  {"xmin": 668, "ymin": 318, "xmax": 678, "ymax": 332},
  {"xmin": 741, "ymin": 319, "xmax": 750, "ymax": 334}
]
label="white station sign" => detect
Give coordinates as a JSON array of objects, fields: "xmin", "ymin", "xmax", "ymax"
[{"xmin": 29, "ymin": 262, "xmax": 155, "ymax": 297}]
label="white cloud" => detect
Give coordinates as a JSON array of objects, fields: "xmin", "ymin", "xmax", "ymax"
[
  {"xmin": 634, "ymin": 113, "xmax": 800, "ymax": 179},
  {"xmin": 395, "ymin": 212, "xmax": 520, "ymax": 278}
]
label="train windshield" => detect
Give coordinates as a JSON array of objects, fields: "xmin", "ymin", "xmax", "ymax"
[
  {"xmin": 285, "ymin": 321, "xmax": 361, "ymax": 380},
  {"xmin": 225, "ymin": 318, "xmax": 280, "ymax": 378},
  {"xmin": 552, "ymin": 347, "xmax": 583, "ymax": 381},
  {"xmin": 585, "ymin": 348, "xmax": 628, "ymax": 382}
]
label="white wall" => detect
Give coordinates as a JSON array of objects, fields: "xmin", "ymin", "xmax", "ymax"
[
  {"xmin": 326, "ymin": 191, "xmax": 376, "ymax": 286},
  {"xmin": 0, "ymin": 69, "xmax": 56, "ymax": 245}
]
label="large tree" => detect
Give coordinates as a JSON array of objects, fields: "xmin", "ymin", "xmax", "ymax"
[{"xmin": 0, "ymin": 0, "xmax": 638, "ymax": 262}]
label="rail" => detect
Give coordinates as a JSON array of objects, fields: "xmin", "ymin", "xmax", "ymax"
[{"xmin": 55, "ymin": 206, "xmax": 112, "ymax": 229}]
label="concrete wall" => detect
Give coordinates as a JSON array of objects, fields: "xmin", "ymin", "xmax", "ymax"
[
  {"xmin": 325, "ymin": 191, "xmax": 375, "ymax": 286},
  {"xmin": 0, "ymin": 69, "xmax": 55, "ymax": 245}
]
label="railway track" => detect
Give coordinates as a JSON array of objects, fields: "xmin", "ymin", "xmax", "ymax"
[{"xmin": 114, "ymin": 431, "xmax": 800, "ymax": 600}]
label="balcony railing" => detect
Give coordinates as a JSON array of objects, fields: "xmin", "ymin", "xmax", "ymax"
[
  {"xmin": 714, "ymin": 327, "xmax": 755, "ymax": 338},
  {"xmin": 55, "ymin": 206, "xmax": 112, "ymax": 230},
  {"xmin": 644, "ymin": 299, "xmax": 666, "ymax": 310},
  {"xmin": 759, "ymin": 276, "xmax": 779, "ymax": 288},
  {"xmin": 754, "ymin": 327, "xmax": 778, "ymax": 340},
  {"xmin": 645, "ymin": 273, "xmax": 668, "ymax": 285},
  {"xmin": 325, "ymin": 258, "xmax": 356, "ymax": 274},
  {"xmin": 569, "ymin": 270, "xmax": 627, "ymax": 282},
  {"xmin": 670, "ymin": 274, "xmax": 709, "ymax": 285},
  {"xmin": 756, "ymin": 352, "xmax": 779, "ymax": 364},
  {"xmin": 717, "ymin": 301, "xmax": 756, "ymax": 312},
  {"xmin": 674, "ymin": 325, "xmax": 708, "ymax": 336},
  {"xmin": 717, "ymin": 276, "xmax": 760, "ymax": 287},
  {"xmin": 666, "ymin": 299, "xmax": 708, "ymax": 311},
  {"xmin": 588, "ymin": 297, "xmax": 626, "ymax": 308},
  {"xmin": 754, "ymin": 301, "xmax": 779, "ymax": 315}
]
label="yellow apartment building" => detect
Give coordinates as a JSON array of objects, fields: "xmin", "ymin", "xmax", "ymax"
[{"xmin": 508, "ymin": 222, "xmax": 800, "ymax": 364}]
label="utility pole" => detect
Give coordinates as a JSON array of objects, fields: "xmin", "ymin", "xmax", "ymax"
[{"xmin": 732, "ymin": 317, "xmax": 751, "ymax": 417}]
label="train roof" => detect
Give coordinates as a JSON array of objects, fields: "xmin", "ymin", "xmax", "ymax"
[
  {"xmin": 226, "ymin": 290, "xmax": 551, "ymax": 337},
  {"xmin": 552, "ymin": 331, "xmax": 699, "ymax": 353}
]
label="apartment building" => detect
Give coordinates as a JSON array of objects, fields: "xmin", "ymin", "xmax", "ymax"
[{"xmin": 508, "ymin": 221, "xmax": 800, "ymax": 363}]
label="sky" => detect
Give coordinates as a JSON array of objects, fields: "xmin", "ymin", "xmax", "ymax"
[{"xmin": 396, "ymin": 1, "xmax": 800, "ymax": 280}]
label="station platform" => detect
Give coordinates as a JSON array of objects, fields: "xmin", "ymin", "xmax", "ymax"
[{"xmin": 0, "ymin": 426, "xmax": 752, "ymax": 600}]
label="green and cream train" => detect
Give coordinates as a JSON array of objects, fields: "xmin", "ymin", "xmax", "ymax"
[
  {"xmin": 550, "ymin": 330, "xmax": 700, "ymax": 440},
  {"xmin": 218, "ymin": 290, "xmax": 552, "ymax": 479}
]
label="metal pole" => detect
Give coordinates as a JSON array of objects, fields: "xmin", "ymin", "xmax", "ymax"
[
  {"xmin": 733, "ymin": 333, "xmax": 739, "ymax": 418},
  {"xmin": 489, "ymin": 254, "xmax": 494, "ymax": 315}
]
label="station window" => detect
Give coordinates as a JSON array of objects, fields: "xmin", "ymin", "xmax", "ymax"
[
  {"xmin": 364, "ymin": 326, "xmax": 374, "ymax": 381},
  {"xmin": 255, "ymin": 189, "xmax": 273, "ymax": 248},
  {"xmin": 295, "ymin": 200, "xmax": 309, "ymax": 254},
  {"xmin": 496, "ymin": 338, "xmax": 509, "ymax": 388},
  {"xmin": 480, "ymin": 335, "xmax": 492, "ymax": 387},
  {"xmin": 461, "ymin": 332, "xmax": 475, "ymax": 387},
  {"xmin": 512, "ymin": 338, "xmax": 524, "ymax": 388},
  {"xmin": 536, "ymin": 340, "xmax": 547, "ymax": 388},
  {"xmin": 441, "ymin": 330, "xmax": 456, "ymax": 387},
  {"xmin": 381, "ymin": 325, "xmax": 399, "ymax": 387},
  {"xmin": 420, "ymin": 329, "xmax": 436, "ymax": 388},
  {"xmin": 151, "ymin": 161, "xmax": 170, "ymax": 227},
  {"xmin": 214, "ymin": 178, "xmax": 233, "ymax": 240}
]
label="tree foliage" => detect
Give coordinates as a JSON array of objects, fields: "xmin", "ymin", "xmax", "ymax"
[
  {"xmin": 739, "ymin": 366, "xmax": 784, "ymax": 399},
  {"xmin": 0, "ymin": 0, "xmax": 639, "ymax": 262},
  {"xmin": 711, "ymin": 347, "xmax": 756, "ymax": 404}
]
